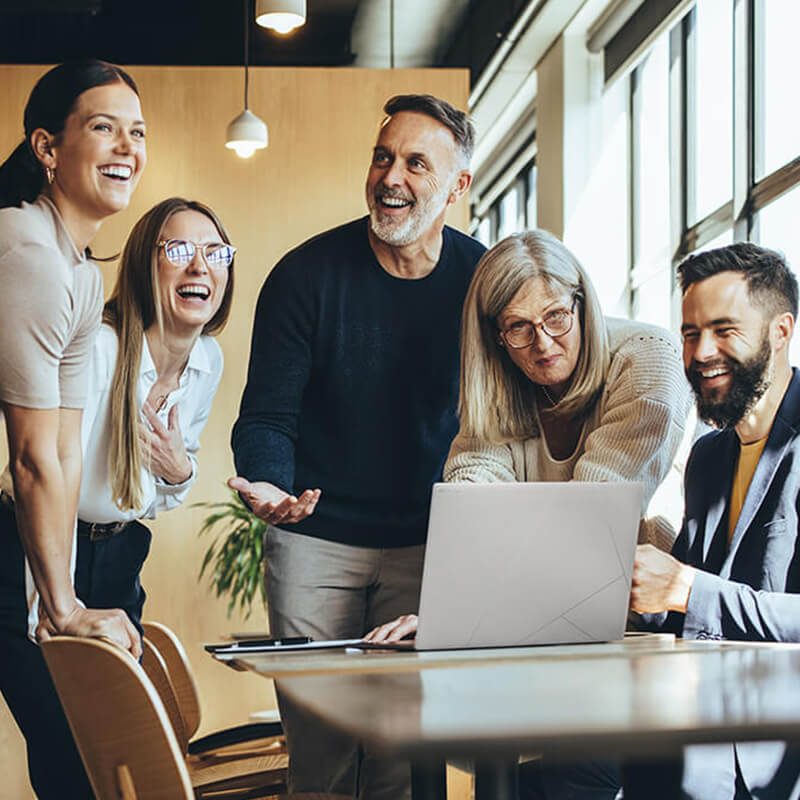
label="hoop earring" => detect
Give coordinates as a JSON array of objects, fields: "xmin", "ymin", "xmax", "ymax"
[{"xmin": 46, "ymin": 167, "xmax": 55, "ymax": 185}]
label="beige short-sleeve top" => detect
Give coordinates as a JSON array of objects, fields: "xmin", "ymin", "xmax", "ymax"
[{"xmin": 0, "ymin": 195, "xmax": 103, "ymax": 410}]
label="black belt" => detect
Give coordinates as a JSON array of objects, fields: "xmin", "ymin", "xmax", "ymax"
[
  {"xmin": 77, "ymin": 519, "xmax": 131, "ymax": 542},
  {"xmin": 1, "ymin": 493, "xmax": 131, "ymax": 542},
  {"xmin": 1, "ymin": 493, "xmax": 129, "ymax": 541},
  {"xmin": 0, "ymin": 491, "xmax": 14, "ymax": 511}
]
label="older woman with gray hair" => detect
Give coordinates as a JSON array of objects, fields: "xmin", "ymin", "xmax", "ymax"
[{"xmin": 365, "ymin": 228, "xmax": 692, "ymax": 644}]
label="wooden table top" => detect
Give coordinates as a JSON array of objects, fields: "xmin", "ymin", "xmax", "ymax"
[
  {"xmin": 262, "ymin": 640, "xmax": 800, "ymax": 761},
  {"xmin": 216, "ymin": 634, "xmax": 679, "ymax": 678}
]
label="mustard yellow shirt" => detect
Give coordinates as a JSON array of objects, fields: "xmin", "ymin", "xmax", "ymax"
[{"xmin": 728, "ymin": 436, "xmax": 769, "ymax": 541}]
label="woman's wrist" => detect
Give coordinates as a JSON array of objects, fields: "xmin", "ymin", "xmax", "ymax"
[
  {"xmin": 45, "ymin": 593, "xmax": 81, "ymax": 631},
  {"xmin": 164, "ymin": 455, "xmax": 192, "ymax": 485}
]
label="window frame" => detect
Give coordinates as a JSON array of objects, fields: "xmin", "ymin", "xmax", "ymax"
[
  {"xmin": 471, "ymin": 153, "xmax": 537, "ymax": 248},
  {"xmin": 627, "ymin": 0, "xmax": 800, "ymax": 327}
]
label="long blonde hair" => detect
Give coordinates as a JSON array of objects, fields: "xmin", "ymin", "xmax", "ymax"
[
  {"xmin": 459, "ymin": 230, "xmax": 610, "ymax": 444},
  {"xmin": 103, "ymin": 198, "xmax": 234, "ymax": 511}
]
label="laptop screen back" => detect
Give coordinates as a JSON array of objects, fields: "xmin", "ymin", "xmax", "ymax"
[{"xmin": 415, "ymin": 481, "xmax": 643, "ymax": 651}]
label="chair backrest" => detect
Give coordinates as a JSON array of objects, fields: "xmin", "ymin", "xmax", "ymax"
[
  {"xmin": 141, "ymin": 636, "xmax": 189, "ymax": 752},
  {"xmin": 42, "ymin": 636, "xmax": 194, "ymax": 800},
  {"xmin": 142, "ymin": 621, "xmax": 202, "ymax": 739}
]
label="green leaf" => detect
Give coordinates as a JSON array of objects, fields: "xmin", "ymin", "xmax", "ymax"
[
  {"xmin": 194, "ymin": 484, "xmax": 271, "ymax": 619},
  {"xmin": 199, "ymin": 543, "xmax": 216, "ymax": 576}
]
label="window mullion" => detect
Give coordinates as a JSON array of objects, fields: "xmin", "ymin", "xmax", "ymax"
[
  {"xmin": 668, "ymin": 19, "xmax": 686, "ymax": 332},
  {"xmin": 683, "ymin": 9, "xmax": 698, "ymax": 231},
  {"xmin": 628, "ymin": 69, "xmax": 639, "ymax": 319},
  {"xmin": 732, "ymin": 0, "xmax": 753, "ymax": 241}
]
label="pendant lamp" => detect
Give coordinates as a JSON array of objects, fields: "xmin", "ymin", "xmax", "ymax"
[
  {"xmin": 255, "ymin": 0, "xmax": 306, "ymax": 35},
  {"xmin": 226, "ymin": 0, "xmax": 268, "ymax": 158}
]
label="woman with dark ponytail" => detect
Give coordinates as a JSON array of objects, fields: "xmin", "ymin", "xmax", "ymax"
[{"xmin": 0, "ymin": 60, "xmax": 146, "ymax": 798}]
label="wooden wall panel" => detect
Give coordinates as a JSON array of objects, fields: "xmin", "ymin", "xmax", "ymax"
[{"xmin": 0, "ymin": 64, "xmax": 470, "ymax": 797}]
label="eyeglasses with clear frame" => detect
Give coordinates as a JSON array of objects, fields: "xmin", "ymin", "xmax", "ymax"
[
  {"xmin": 157, "ymin": 239, "xmax": 236, "ymax": 271},
  {"xmin": 498, "ymin": 297, "xmax": 578, "ymax": 349}
]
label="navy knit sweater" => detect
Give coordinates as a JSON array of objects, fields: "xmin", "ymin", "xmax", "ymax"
[{"xmin": 231, "ymin": 216, "xmax": 485, "ymax": 547}]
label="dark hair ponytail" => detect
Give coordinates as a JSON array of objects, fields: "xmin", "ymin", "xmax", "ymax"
[
  {"xmin": 0, "ymin": 142, "xmax": 43, "ymax": 208},
  {"xmin": 0, "ymin": 59, "xmax": 139, "ymax": 209}
]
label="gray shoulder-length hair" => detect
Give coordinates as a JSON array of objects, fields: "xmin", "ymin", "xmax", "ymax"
[{"xmin": 459, "ymin": 229, "xmax": 610, "ymax": 444}]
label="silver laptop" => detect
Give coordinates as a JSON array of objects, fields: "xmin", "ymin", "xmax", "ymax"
[{"xmin": 413, "ymin": 481, "xmax": 643, "ymax": 651}]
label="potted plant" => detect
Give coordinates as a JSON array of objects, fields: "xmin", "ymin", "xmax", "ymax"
[{"xmin": 196, "ymin": 489, "xmax": 266, "ymax": 619}]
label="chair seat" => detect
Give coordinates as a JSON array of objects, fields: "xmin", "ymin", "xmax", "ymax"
[
  {"xmin": 188, "ymin": 721, "xmax": 285, "ymax": 756},
  {"xmin": 189, "ymin": 750, "xmax": 288, "ymax": 797},
  {"xmin": 190, "ymin": 734, "xmax": 286, "ymax": 762},
  {"xmin": 249, "ymin": 709, "xmax": 282, "ymax": 723}
]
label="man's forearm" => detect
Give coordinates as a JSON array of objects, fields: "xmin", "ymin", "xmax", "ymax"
[{"xmin": 231, "ymin": 417, "xmax": 296, "ymax": 493}]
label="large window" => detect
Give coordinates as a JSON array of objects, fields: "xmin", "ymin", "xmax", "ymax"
[
  {"xmin": 759, "ymin": 184, "xmax": 800, "ymax": 362},
  {"xmin": 759, "ymin": 185, "xmax": 800, "ymax": 274},
  {"xmin": 470, "ymin": 0, "xmax": 798, "ymax": 339},
  {"xmin": 755, "ymin": 0, "xmax": 800, "ymax": 181},
  {"xmin": 630, "ymin": 36, "xmax": 671, "ymax": 328},
  {"xmin": 687, "ymin": 0, "xmax": 734, "ymax": 225},
  {"xmin": 625, "ymin": 0, "xmax": 800, "ymax": 333},
  {"xmin": 472, "ymin": 158, "xmax": 537, "ymax": 248},
  {"xmin": 497, "ymin": 183, "xmax": 520, "ymax": 241},
  {"xmin": 475, "ymin": 214, "xmax": 493, "ymax": 248}
]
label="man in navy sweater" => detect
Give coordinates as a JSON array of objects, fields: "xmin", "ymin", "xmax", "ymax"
[{"xmin": 230, "ymin": 94, "xmax": 485, "ymax": 799}]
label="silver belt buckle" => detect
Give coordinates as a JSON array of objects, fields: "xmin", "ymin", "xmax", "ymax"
[{"xmin": 86, "ymin": 521, "xmax": 127, "ymax": 541}]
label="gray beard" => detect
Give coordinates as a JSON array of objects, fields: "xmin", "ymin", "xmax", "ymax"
[
  {"xmin": 368, "ymin": 188, "xmax": 449, "ymax": 247},
  {"xmin": 369, "ymin": 211, "xmax": 423, "ymax": 246}
]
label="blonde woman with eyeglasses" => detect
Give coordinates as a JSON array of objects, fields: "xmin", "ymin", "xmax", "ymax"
[
  {"xmin": 365, "ymin": 229, "xmax": 693, "ymax": 645},
  {"xmin": 72, "ymin": 197, "xmax": 234, "ymax": 640}
]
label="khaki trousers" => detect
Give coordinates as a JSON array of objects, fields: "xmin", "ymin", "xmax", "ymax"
[{"xmin": 264, "ymin": 526, "xmax": 425, "ymax": 800}]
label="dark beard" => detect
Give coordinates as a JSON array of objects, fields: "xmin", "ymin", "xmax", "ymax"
[{"xmin": 687, "ymin": 334, "xmax": 772, "ymax": 429}]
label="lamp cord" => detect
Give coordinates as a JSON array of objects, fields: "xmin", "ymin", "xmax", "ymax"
[
  {"xmin": 243, "ymin": 0, "xmax": 250, "ymax": 108},
  {"xmin": 389, "ymin": 0, "xmax": 395, "ymax": 68}
]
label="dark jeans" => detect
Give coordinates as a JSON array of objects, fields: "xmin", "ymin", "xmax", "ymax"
[
  {"xmin": 0, "ymin": 502, "xmax": 151, "ymax": 799},
  {"xmin": 520, "ymin": 756, "xmax": 755, "ymax": 799},
  {"xmin": 74, "ymin": 518, "xmax": 152, "ymax": 637},
  {"xmin": 520, "ymin": 759, "xmax": 694, "ymax": 800},
  {"xmin": 0, "ymin": 501, "xmax": 93, "ymax": 800},
  {"xmin": 519, "ymin": 758, "xmax": 622, "ymax": 800}
]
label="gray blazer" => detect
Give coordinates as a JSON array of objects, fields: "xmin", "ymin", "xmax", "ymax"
[{"xmin": 650, "ymin": 368, "xmax": 800, "ymax": 799}]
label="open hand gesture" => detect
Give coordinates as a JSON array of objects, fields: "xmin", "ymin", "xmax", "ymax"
[{"xmin": 227, "ymin": 476, "xmax": 320, "ymax": 525}]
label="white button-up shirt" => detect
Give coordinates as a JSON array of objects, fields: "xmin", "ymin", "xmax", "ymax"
[
  {"xmin": 25, "ymin": 323, "xmax": 223, "ymax": 637},
  {"xmin": 78, "ymin": 323, "xmax": 223, "ymax": 523}
]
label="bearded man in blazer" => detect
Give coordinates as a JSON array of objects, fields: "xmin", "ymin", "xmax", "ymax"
[
  {"xmin": 523, "ymin": 243, "xmax": 800, "ymax": 800},
  {"xmin": 630, "ymin": 241, "xmax": 800, "ymax": 799}
]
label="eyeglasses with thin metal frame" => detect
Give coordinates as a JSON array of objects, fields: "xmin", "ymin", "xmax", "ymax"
[
  {"xmin": 498, "ymin": 297, "xmax": 578, "ymax": 349},
  {"xmin": 157, "ymin": 239, "xmax": 237, "ymax": 271}
]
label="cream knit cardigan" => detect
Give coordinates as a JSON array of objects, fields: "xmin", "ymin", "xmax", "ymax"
[{"xmin": 444, "ymin": 317, "xmax": 694, "ymax": 552}]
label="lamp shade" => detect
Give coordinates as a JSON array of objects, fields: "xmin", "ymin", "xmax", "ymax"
[
  {"xmin": 225, "ymin": 109, "xmax": 268, "ymax": 159},
  {"xmin": 255, "ymin": 0, "xmax": 306, "ymax": 34}
]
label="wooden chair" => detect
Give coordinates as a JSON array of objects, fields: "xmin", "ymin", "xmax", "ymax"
[
  {"xmin": 42, "ymin": 636, "xmax": 195, "ymax": 799},
  {"xmin": 42, "ymin": 636, "xmax": 288, "ymax": 800},
  {"xmin": 140, "ymin": 637, "xmax": 288, "ymax": 799},
  {"xmin": 142, "ymin": 621, "xmax": 286, "ymax": 759}
]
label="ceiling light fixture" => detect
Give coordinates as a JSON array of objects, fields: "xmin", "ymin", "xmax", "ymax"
[
  {"xmin": 226, "ymin": 0, "xmax": 268, "ymax": 158},
  {"xmin": 255, "ymin": 0, "xmax": 306, "ymax": 35}
]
